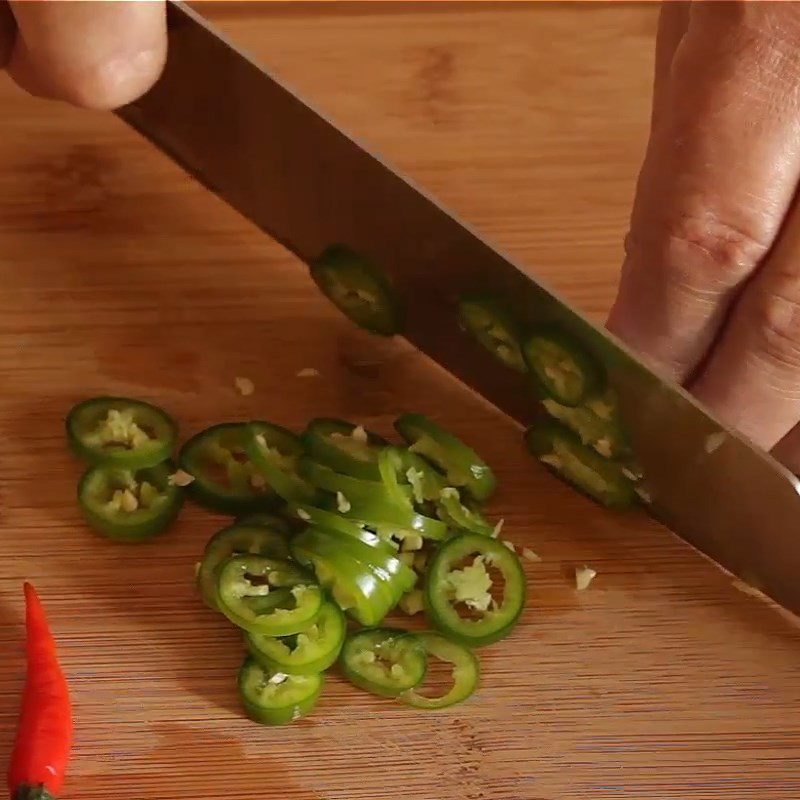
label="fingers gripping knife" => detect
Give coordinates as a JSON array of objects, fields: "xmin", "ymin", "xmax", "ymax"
[{"xmin": 116, "ymin": 1, "xmax": 800, "ymax": 617}]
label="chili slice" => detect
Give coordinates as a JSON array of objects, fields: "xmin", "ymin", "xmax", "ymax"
[
  {"xmin": 525, "ymin": 419, "xmax": 636, "ymax": 509},
  {"xmin": 298, "ymin": 456, "xmax": 413, "ymax": 509},
  {"xmin": 436, "ymin": 487, "xmax": 494, "ymax": 537},
  {"xmin": 542, "ymin": 387, "xmax": 629, "ymax": 459},
  {"xmin": 344, "ymin": 499, "xmax": 449, "ymax": 542},
  {"xmin": 197, "ymin": 523, "xmax": 291, "ymax": 610},
  {"xmin": 310, "ymin": 244, "xmax": 402, "ymax": 336},
  {"xmin": 290, "ymin": 504, "xmax": 398, "ymax": 556},
  {"xmin": 340, "ymin": 628, "xmax": 426, "ymax": 698},
  {"xmin": 456, "ymin": 293, "xmax": 527, "ymax": 372},
  {"xmin": 66, "ymin": 396, "xmax": 176, "ymax": 469},
  {"xmin": 425, "ymin": 532, "xmax": 526, "ymax": 647},
  {"xmin": 235, "ymin": 512, "xmax": 291, "ymax": 534},
  {"xmin": 301, "ymin": 418, "xmax": 387, "ymax": 480},
  {"xmin": 397, "ymin": 449, "xmax": 447, "ymax": 504},
  {"xmin": 291, "ymin": 527, "xmax": 413, "ymax": 625},
  {"xmin": 243, "ymin": 421, "xmax": 317, "ymax": 504},
  {"xmin": 247, "ymin": 601, "xmax": 346, "ymax": 675},
  {"xmin": 522, "ymin": 326, "xmax": 603, "ymax": 407},
  {"xmin": 394, "ymin": 413, "xmax": 496, "ymax": 501},
  {"xmin": 400, "ymin": 632, "xmax": 479, "ymax": 710},
  {"xmin": 238, "ymin": 657, "xmax": 324, "ymax": 725},
  {"xmin": 179, "ymin": 423, "xmax": 277, "ymax": 514},
  {"xmin": 78, "ymin": 461, "xmax": 183, "ymax": 542},
  {"xmin": 217, "ymin": 554, "xmax": 322, "ymax": 636}
]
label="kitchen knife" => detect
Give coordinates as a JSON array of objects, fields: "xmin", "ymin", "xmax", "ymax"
[{"xmin": 116, "ymin": 2, "xmax": 800, "ymax": 617}]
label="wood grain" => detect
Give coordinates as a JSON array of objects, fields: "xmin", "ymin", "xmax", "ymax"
[{"xmin": 0, "ymin": 3, "xmax": 798, "ymax": 799}]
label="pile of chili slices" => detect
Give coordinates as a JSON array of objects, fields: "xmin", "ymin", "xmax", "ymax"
[{"xmin": 66, "ymin": 399, "xmax": 528, "ymax": 724}]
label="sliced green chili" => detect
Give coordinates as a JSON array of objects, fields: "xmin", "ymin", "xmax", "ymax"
[
  {"xmin": 67, "ymin": 396, "xmax": 176, "ymax": 469},
  {"xmin": 235, "ymin": 512, "xmax": 291, "ymax": 534},
  {"xmin": 456, "ymin": 293, "xmax": 527, "ymax": 372},
  {"xmin": 238, "ymin": 657, "xmax": 324, "ymax": 725},
  {"xmin": 395, "ymin": 413, "xmax": 496, "ymax": 501},
  {"xmin": 291, "ymin": 527, "xmax": 414, "ymax": 625},
  {"xmin": 298, "ymin": 456, "xmax": 413, "ymax": 509},
  {"xmin": 340, "ymin": 628, "xmax": 426, "ymax": 698},
  {"xmin": 310, "ymin": 244, "xmax": 402, "ymax": 336},
  {"xmin": 301, "ymin": 418, "xmax": 387, "ymax": 480},
  {"xmin": 179, "ymin": 423, "xmax": 276, "ymax": 514},
  {"xmin": 217, "ymin": 554, "xmax": 322, "ymax": 636},
  {"xmin": 245, "ymin": 421, "xmax": 317, "ymax": 504},
  {"xmin": 425, "ymin": 532, "xmax": 526, "ymax": 647},
  {"xmin": 522, "ymin": 326, "xmax": 604, "ymax": 407},
  {"xmin": 436, "ymin": 487, "xmax": 495, "ymax": 537},
  {"xmin": 525, "ymin": 419, "xmax": 636, "ymax": 509},
  {"xmin": 542, "ymin": 387, "xmax": 628, "ymax": 459},
  {"xmin": 78, "ymin": 461, "xmax": 183, "ymax": 542},
  {"xmin": 247, "ymin": 601, "xmax": 346, "ymax": 675},
  {"xmin": 291, "ymin": 504, "xmax": 398, "ymax": 556},
  {"xmin": 197, "ymin": 523, "xmax": 291, "ymax": 610},
  {"xmin": 400, "ymin": 632, "xmax": 480, "ymax": 710}
]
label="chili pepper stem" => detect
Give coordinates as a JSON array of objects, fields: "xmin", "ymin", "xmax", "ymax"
[{"xmin": 14, "ymin": 784, "xmax": 59, "ymax": 800}]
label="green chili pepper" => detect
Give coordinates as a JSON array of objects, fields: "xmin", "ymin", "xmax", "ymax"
[
  {"xmin": 400, "ymin": 632, "xmax": 480, "ymax": 710},
  {"xmin": 396, "ymin": 449, "xmax": 447, "ymax": 505},
  {"xmin": 377, "ymin": 447, "xmax": 417, "ymax": 510},
  {"xmin": 179, "ymin": 423, "xmax": 277, "ymax": 514},
  {"xmin": 425, "ymin": 532, "xmax": 526, "ymax": 647},
  {"xmin": 197, "ymin": 523, "xmax": 291, "ymax": 610},
  {"xmin": 541, "ymin": 388, "xmax": 628, "ymax": 459},
  {"xmin": 245, "ymin": 421, "xmax": 318, "ymax": 504},
  {"xmin": 436, "ymin": 487, "xmax": 495, "ymax": 537},
  {"xmin": 522, "ymin": 326, "xmax": 604, "ymax": 407},
  {"xmin": 78, "ymin": 461, "xmax": 183, "ymax": 542},
  {"xmin": 238, "ymin": 657, "xmax": 324, "ymax": 725},
  {"xmin": 290, "ymin": 504, "xmax": 398, "ymax": 555},
  {"xmin": 456, "ymin": 293, "xmax": 527, "ymax": 372},
  {"xmin": 394, "ymin": 413, "xmax": 496, "ymax": 501},
  {"xmin": 235, "ymin": 512, "xmax": 291, "ymax": 534},
  {"xmin": 301, "ymin": 418, "xmax": 387, "ymax": 480},
  {"xmin": 310, "ymin": 244, "xmax": 402, "ymax": 336},
  {"xmin": 216, "ymin": 554, "xmax": 323, "ymax": 636},
  {"xmin": 525, "ymin": 419, "xmax": 636, "ymax": 509},
  {"xmin": 344, "ymin": 498, "xmax": 450, "ymax": 543},
  {"xmin": 340, "ymin": 628, "xmax": 426, "ymax": 698},
  {"xmin": 67, "ymin": 396, "xmax": 177, "ymax": 469},
  {"xmin": 297, "ymin": 456, "xmax": 413, "ymax": 509},
  {"xmin": 291, "ymin": 527, "xmax": 414, "ymax": 625},
  {"xmin": 247, "ymin": 601, "xmax": 346, "ymax": 676}
]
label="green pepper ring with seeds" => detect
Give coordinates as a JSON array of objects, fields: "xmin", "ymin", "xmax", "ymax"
[
  {"xmin": 522, "ymin": 326, "xmax": 604, "ymax": 407},
  {"xmin": 309, "ymin": 244, "xmax": 403, "ymax": 336},
  {"xmin": 456, "ymin": 293, "xmax": 527, "ymax": 373},
  {"xmin": 67, "ymin": 396, "xmax": 177, "ymax": 469},
  {"xmin": 78, "ymin": 460, "xmax": 184, "ymax": 542},
  {"xmin": 525, "ymin": 418, "xmax": 636, "ymax": 509}
]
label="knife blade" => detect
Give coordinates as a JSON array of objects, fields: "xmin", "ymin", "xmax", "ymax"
[{"xmin": 116, "ymin": 1, "xmax": 800, "ymax": 617}]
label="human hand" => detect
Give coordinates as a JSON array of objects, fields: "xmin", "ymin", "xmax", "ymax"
[
  {"xmin": 606, "ymin": 1, "xmax": 800, "ymax": 471},
  {"xmin": 0, "ymin": 0, "xmax": 166, "ymax": 109}
]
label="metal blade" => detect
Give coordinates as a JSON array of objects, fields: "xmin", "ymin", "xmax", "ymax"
[{"xmin": 117, "ymin": 2, "xmax": 800, "ymax": 616}]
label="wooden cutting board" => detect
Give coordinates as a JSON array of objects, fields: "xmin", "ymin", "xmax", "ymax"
[{"xmin": 0, "ymin": 3, "xmax": 798, "ymax": 799}]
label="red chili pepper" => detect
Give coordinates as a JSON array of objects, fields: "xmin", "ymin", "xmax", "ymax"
[{"xmin": 7, "ymin": 583, "xmax": 72, "ymax": 800}]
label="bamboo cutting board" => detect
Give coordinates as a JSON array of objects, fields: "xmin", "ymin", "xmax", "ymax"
[{"xmin": 0, "ymin": 3, "xmax": 799, "ymax": 799}]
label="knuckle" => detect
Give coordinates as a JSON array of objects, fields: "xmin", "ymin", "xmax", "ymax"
[
  {"xmin": 750, "ymin": 276, "xmax": 800, "ymax": 370},
  {"xmin": 626, "ymin": 212, "xmax": 770, "ymax": 293},
  {"xmin": 63, "ymin": 50, "xmax": 165, "ymax": 110}
]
